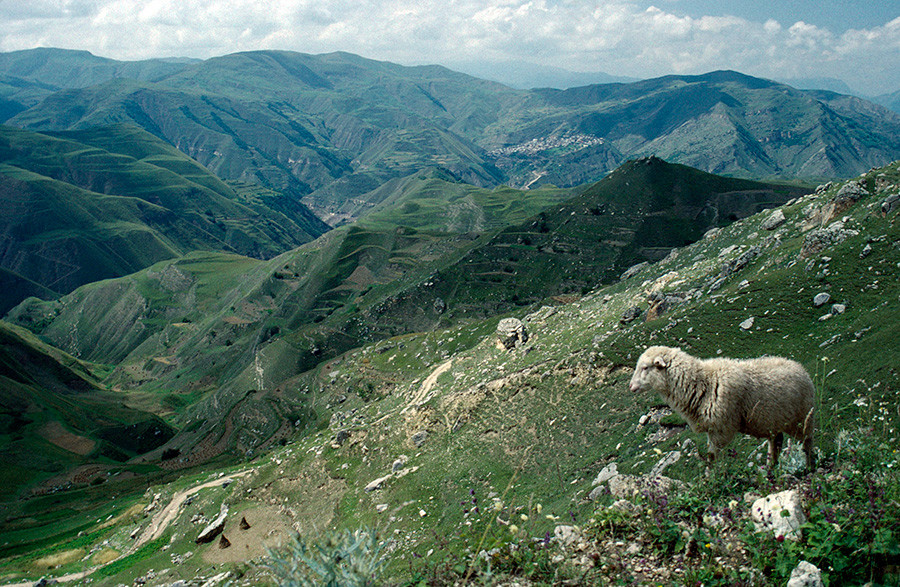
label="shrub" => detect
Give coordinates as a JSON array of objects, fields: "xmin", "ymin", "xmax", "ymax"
[{"xmin": 263, "ymin": 529, "xmax": 388, "ymax": 587}]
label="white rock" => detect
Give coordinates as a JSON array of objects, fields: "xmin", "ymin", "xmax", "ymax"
[
  {"xmin": 787, "ymin": 561, "xmax": 824, "ymax": 587},
  {"xmin": 813, "ymin": 292, "xmax": 831, "ymax": 307},
  {"xmin": 751, "ymin": 489, "xmax": 806, "ymax": 541},
  {"xmin": 592, "ymin": 463, "xmax": 619, "ymax": 486},
  {"xmin": 740, "ymin": 317, "xmax": 754, "ymax": 330},
  {"xmin": 364, "ymin": 475, "xmax": 392, "ymax": 492}
]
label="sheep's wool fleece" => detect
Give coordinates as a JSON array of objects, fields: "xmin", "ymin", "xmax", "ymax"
[{"xmin": 640, "ymin": 347, "xmax": 814, "ymax": 440}]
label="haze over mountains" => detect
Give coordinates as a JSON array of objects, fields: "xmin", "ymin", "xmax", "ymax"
[
  {"xmin": 0, "ymin": 45, "xmax": 899, "ymax": 585},
  {"xmin": 3, "ymin": 48, "xmax": 900, "ymax": 225}
]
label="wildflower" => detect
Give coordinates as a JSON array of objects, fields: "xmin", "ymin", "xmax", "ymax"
[
  {"xmin": 520, "ymin": 514, "xmax": 528, "ymax": 522},
  {"xmin": 509, "ymin": 524, "xmax": 519, "ymax": 534},
  {"xmin": 776, "ymin": 535, "xmax": 785, "ymax": 543},
  {"xmin": 536, "ymin": 503, "xmax": 543, "ymax": 514},
  {"xmin": 493, "ymin": 501, "xmax": 504, "ymax": 512}
]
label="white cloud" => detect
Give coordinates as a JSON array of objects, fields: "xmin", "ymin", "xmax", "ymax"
[{"xmin": 0, "ymin": 0, "xmax": 897, "ymax": 94}]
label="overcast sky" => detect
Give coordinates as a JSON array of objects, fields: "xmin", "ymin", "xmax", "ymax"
[{"xmin": 1, "ymin": 0, "xmax": 898, "ymax": 95}]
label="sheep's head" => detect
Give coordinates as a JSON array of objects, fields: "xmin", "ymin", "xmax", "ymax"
[{"xmin": 629, "ymin": 346, "xmax": 678, "ymax": 393}]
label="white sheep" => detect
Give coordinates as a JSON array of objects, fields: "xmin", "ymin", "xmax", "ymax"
[{"xmin": 629, "ymin": 346, "xmax": 815, "ymax": 470}]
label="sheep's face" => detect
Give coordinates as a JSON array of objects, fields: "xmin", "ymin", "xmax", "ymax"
[{"xmin": 629, "ymin": 346, "xmax": 674, "ymax": 393}]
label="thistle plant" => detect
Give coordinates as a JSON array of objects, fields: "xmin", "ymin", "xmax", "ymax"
[{"xmin": 263, "ymin": 528, "xmax": 388, "ymax": 587}]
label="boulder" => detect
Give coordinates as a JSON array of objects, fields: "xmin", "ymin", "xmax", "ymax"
[
  {"xmin": 761, "ymin": 209, "xmax": 786, "ymax": 230},
  {"xmin": 496, "ymin": 317, "xmax": 528, "ymax": 350},
  {"xmin": 196, "ymin": 505, "xmax": 228, "ymax": 544},
  {"xmin": 813, "ymin": 292, "xmax": 831, "ymax": 307},
  {"xmin": 620, "ymin": 306, "xmax": 643, "ymax": 325},
  {"xmin": 751, "ymin": 489, "xmax": 806, "ymax": 540},
  {"xmin": 787, "ymin": 561, "xmax": 824, "ymax": 587}
]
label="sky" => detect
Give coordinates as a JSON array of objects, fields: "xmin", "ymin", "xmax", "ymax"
[{"xmin": 1, "ymin": 0, "xmax": 898, "ymax": 96}]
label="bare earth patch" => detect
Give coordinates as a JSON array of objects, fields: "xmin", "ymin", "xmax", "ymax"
[
  {"xmin": 31, "ymin": 549, "xmax": 84, "ymax": 571},
  {"xmin": 38, "ymin": 421, "xmax": 95, "ymax": 455}
]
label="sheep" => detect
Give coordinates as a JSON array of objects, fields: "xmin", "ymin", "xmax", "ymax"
[{"xmin": 629, "ymin": 346, "xmax": 815, "ymax": 470}]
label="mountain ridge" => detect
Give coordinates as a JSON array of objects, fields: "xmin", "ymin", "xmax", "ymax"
[{"xmin": 3, "ymin": 48, "xmax": 898, "ymax": 224}]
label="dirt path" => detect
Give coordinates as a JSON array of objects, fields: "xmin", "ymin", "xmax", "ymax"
[
  {"xmin": 135, "ymin": 470, "xmax": 251, "ymax": 548},
  {"xmin": 402, "ymin": 359, "xmax": 452, "ymax": 413},
  {"xmin": 1, "ymin": 470, "xmax": 251, "ymax": 587}
]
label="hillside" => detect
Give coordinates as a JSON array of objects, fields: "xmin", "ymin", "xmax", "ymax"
[
  {"xmin": 0, "ymin": 123, "xmax": 329, "ymax": 313},
  {"xmin": 4, "ymin": 49, "xmax": 899, "ymax": 223},
  {"xmin": 0, "ymin": 156, "xmax": 896, "ymax": 585},
  {"xmin": 3, "ymin": 160, "xmax": 804, "ymax": 440}
]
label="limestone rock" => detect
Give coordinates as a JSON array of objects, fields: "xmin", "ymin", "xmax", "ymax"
[
  {"xmin": 761, "ymin": 209, "xmax": 786, "ymax": 230},
  {"xmin": 496, "ymin": 317, "xmax": 528, "ymax": 350},
  {"xmin": 196, "ymin": 505, "xmax": 228, "ymax": 544},
  {"xmin": 751, "ymin": 489, "xmax": 806, "ymax": 540},
  {"xmin": 592, "ymin": 463, "xmax": 619, "ymax": 486},
  {"xmin": 813, "ymin": 292, "xmax": 831, "ymax": 307},
  {"xmin": 620, "ymin": 262, "xmax": 648, "ymax": 281},
  {"xmin": 740, "ymin": 317, "xmax": 754, "ymax": 331},
  {"xmin": 364, "ymin": 475, "xmax": 392, "ymax": 493},
  {"xmin": 787, "ymin": 561, "xmax": 824, "ymax": 587}
]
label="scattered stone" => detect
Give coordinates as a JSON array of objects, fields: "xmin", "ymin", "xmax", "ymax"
[
  {"xmin": 218, "ymin": 534, "xmax": 231, "ymax": 549},
  {"xmin": 787, "ymin": 561, "xmax": 824, "ymax": 587},
  {"xmin": 620, "ymin": 305, "xmax": 643, "ymax": 324},
  {"xmin": 812, "ymin": 292, "xmax": 831, "ymax": 307},
  {"xmin": 592, "ymin": 463, "xmax": 619, "ymax": 486},
  {"xmin": 882, "ymin": 194, "xmax": 900, "ymax": 215},
  {"xmin": 411, "ymin": 430, "xmax": 428, "ymax": 448},
  {"xmin": 365, "ymin": 475, "xmax": 392, "ymax": 492},
  {"xmin": 739, "ymin": 317, "xmax": 754, "ymax": 331},
  {"xmin": 650, "ymin": 450, "xmax": 681, "ymax": 476},
  {"xmin": 751, "ymin": 489, "xmax": 806, "ymax": 541},
  {"xmin": 239, "ymin": 517, "xmax": 251, "ymax": 530},
  {"xmin": 526, "ymin": 306, "xmax": 557, "ymax": 322},
  {"xmin": 392, "ymin": 457, "xmax": 407, "ymax": 473},
  {"xmin": 830, "ymin": 303, "xmax": 846, "ymax": 315},
  {"xmin": 761, "ymin": 209, "xmax": 786, "ymax": 230},
  {"xmin": 620, "ymin": 262, "xmax": 649, "ymax": 281},
  {"xmin": 433, "ymin": 297, "xmax": 446, "ymax": 314},
  {"xmin": 376, "ymin": 504, "xmax": 389, "ymax": 513},
  {"xmin": 196, "ymin": 505, "xmax": 228, "ymax": 544},
  {"xmin": 860, "ymin": 243, "xmax": 872, "ymax": 258},
  {"xmin": 496, "ymin": 317, "xmax": 528, "ymax": 350}
]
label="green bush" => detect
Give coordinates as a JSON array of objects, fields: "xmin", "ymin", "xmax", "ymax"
[{"xmin": 263, "ymin": 529, "xmax": 388, "ymax": 587}]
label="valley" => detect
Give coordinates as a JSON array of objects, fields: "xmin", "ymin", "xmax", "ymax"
[{"xmin": 0, "ymin": 47, "xmax": 898, "ymax": 586}]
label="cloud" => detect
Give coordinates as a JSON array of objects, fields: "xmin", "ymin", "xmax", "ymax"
[{"xmin": 0, "ymin": 0, "xmax": 897, "ymax": 94}]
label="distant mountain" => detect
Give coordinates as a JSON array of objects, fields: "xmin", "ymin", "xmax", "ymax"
[
  {"xmin": 5, "ymin": 158, "xmax": 807, "ymax": 462},
  {"xmin": 448, "ymin": 59, "xmax": 638, "ymax": 89},
  {"xmin": 0, "ymin": 123, "xmax": 329, "ymax": 313},
  {"xmin": 4, "ymin": 49, "xmax": 899, "ymax": 222},
  {"xmin": 874, "ymin": 89, "xmax": 900, "ymax": 115},
  {"xmin": 0, "ymin": 320, "xmax": 173, "ymax": 500},
  {"xmin": 777, "ymin": 76, "xmax": 858, "ymax": 96}
]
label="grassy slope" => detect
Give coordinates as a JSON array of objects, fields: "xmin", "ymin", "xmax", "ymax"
[
  {"xmin": 1, "ymin": 161, "xmax": 897, "ymax": 585},
  {"xmin": 0, "ymin": 123, "xmax": 328, "ymax": 312},
  {"xmin": 7, "ymin": 50, "xmax": 899, "ymax": 219}
]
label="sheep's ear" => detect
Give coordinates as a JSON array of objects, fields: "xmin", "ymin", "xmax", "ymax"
[{"xmin": 653, "ymin": 355, "xmax": 668, "ymax": 369}]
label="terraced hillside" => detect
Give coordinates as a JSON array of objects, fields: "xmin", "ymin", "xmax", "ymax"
[
  {"xmin": 5, "ymin": 49, "xmax": 900, "ymax": 222},
  {"xmin": 1, "ymin": 158, "xmax": 896, "ymax": 586},
  {"xmin": 0, "ymin": 124, "xmax": 329, "ymax": 312}
]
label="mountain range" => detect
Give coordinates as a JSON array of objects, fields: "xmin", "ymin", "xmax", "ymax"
[
  {"xmin": 3, "ymin": 48, "xmax": 900, "ymax": 225},
  {"xmin": 0, "ymin": 46, "xmax": 899, "ymax": 585},
  {"xmin": 0, "ymin": 123, "xmax": 329, "ymax": 314}
]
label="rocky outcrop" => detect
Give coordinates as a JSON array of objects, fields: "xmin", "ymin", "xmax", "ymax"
[{"xmin": 495, "ymin": 318, "xmax": 528, "ymax": 350}]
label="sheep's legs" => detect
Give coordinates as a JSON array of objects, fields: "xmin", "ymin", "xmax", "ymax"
[
  {"xmin": 803, "ymin": 432, "xmax": 816, "ymax": 471},
  {"xmin": 768, "ymin": 433, "xmax": 784, "ymax": 468}
]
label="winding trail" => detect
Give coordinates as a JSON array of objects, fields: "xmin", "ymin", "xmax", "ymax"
[{"xmin": 1, "ymin": 470, "xmax": 251, "ymax": 587}]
